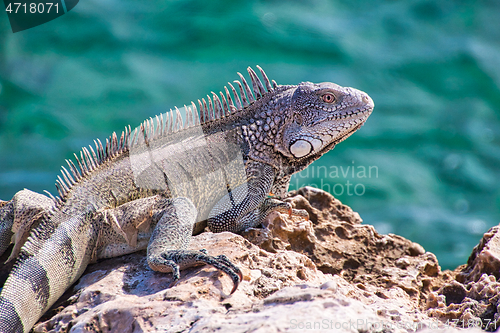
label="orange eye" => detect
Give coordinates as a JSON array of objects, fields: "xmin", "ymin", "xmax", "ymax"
[{"xmin": 322, "ymin": 93, "xmax": 336, "ymax": 103}]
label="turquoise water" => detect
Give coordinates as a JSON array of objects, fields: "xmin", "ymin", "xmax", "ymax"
[{"xmin": 1, "ymin": 0, "xmax": 500, "ymax": 270}]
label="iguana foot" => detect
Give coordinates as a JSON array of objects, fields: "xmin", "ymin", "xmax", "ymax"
[
  {"xmin": 240, "ymin": 198, "xmax": 309, "ymax": 231},
  {"xmin": 262, "ymin": 198, "xmax": 309, "ymax": 220},
  {"xmin": 208, "ymin": 197, "xmax": 309, "ymax": 234},
  {"xmin": 146, "ymin": 197, "xmax": 242, "ymax": 294},
  {"xmin": 148, "ymin": 249, "xmax": 242, "ymax": 294}
]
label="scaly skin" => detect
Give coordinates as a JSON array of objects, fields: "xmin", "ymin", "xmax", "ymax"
[{"xmin": 0, "ymin": 66, "xmax": 373, "ymax": 333}]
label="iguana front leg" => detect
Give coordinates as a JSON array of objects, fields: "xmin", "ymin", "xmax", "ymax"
[
  {"xmin": 207, "ymin": 162, "xmax": 308, "ymax": 233},
  {"xmin": 146, "ymin": 197, "xmax": 242, "ymax": 293},
  {"xmin": 93, "ymin": 195, "xmax": 242, "ymax": 293}
]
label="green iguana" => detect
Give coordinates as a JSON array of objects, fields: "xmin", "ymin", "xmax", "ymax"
[{"xmin": 0, "ymin": 66, "xmax": 374, "ymax": 333}]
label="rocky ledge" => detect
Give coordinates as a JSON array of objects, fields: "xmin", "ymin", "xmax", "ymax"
[{"xmin": 33, "ymin": 187, "xmax": 499, "ymax": 332}]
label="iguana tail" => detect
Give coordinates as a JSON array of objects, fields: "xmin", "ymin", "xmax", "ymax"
[{"xmin": 0, "ymin": 208, "xmax": 98, "ymax": 333}]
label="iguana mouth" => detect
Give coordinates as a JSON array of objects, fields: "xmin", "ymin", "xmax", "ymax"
[{"xmin": 328, "ymin": 123, "xmax": 364, "ymax": 149}]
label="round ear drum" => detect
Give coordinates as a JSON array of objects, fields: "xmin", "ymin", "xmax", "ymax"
[{"xmin": 290, "ymin": 140, "xmax": 312, "ymax": 158}]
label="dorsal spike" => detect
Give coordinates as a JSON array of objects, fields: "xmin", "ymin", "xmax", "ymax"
[
  {"xmin": 256, "ymin": 65, "xmax": 273, "ymax": 92},
  {"xmin": 198, "ymin": 100, "xmax": 205, "ymax": 124},
  {"xmin": 118, "ymin": 130, "xmax": 125, "ymax": 149},
  {"xmin": 73, "ymin": 153, "xmax": 85, "ymax": 175},
  {"xmin": 82, "ymin": 147, "xmax": 95, "ymax": 170},
  {"xmin": 155, "ymin": 115, "xmax": 161, "ymax": 138},
  {"xmin": 159, "ymin": 113, "xmax": 166, "ymax": 136},
  {"xmin": 104, "ymin": 139, "xmax": 109, "ymax": 158},
  {"xmin": 143, "ymin": 119, "xmax": 148, "ymax": 139},
  {"xmin": 207, "ymin": 95, "xmax": 214, "ymax": 121},
  {"xmin": 106, "ymin": 138, "xmax": 111, "ymax": 158},
  {"xmin": 67, "ymin": 159, "xmax": 81, "ymax": 181},
  {"xmin": 60, "ymin": 166, "xmax": 75, "ymax": 186},
  {"xmin": 167, "ymin": 110, "xmax": 174, "ymax": 133},
  {"xmin": 108, "ymin": 133, "xmax": 115, "ymax": 154},
  {"xmin": 131, "ymin": 128, "xmax": 138, "ymax": 147},
  {"xmin": 247, "ymin": 67, "xmax": 265, "ymax": 98},
  {"xmin": 202, "ymin": 98, "xmax": 210, "ymax": 122},
  {"xmin": 78, "ymin": 151, "xmax": 89, "ymax": 175},
  {"xmin": 112, "ymin": 132, "xmax": 119, "ymax": 153},
  {"xmin": 140, "ymin": 123, "xmax": 148, "ymax": 145},
  {"xmin": 234, "ymin": 80, "xmax": 249, "ymax": 107},
  {"xmin": 55, "ymin": 181, "xmax": 64, "ymax": 198},
  {"xmin": 228, "ymin": 82, "xmax": 242, "ymax": 110},
  {"xmin": 272, "ymin": 80, "xmax": 278, "ymax": 88},
  {"xmin": 224, "ymin": 86, "xmax": 236, "ymax": 111},
  {"xmin": 172, "ymin": 108, "xmax": 179, "ymax": 131},
  {"xmin": 237, "ymin": 72, "xmax": 255, "ymax": 103},
  {"xmin": 148, "ymin": 116, "xmax": 155, "ymax": 135},
  {"xmin": 43, "ymin": 190, "xmax": 57, "ymax": 202},
  {"xmin": 148, "ymin": 117, "xmax": 154, "ymax": 139},
  {"xmin": 93, "ymin": 140, "xmax": 102, "ymax": 163},
  {"xmin": 88, "ymin": 145, "xmax": 99, "ymax": 167},
  {"xmin": 144, "ymin": 121, "xmax": 150, "ymax": 143},
  {"xmin": 65, "ymin": 159, "xmax": 78, "ymax": 180},
  {"xmin": 105, "ymin": 138, "xmax": 111, "ymax": 158},
  {"xmin": 220, "ymin": 91, "xmax": 229, "ymax": 116},
  {"xmin": 159, "ymin": 114, "xmax": 165, "ymax": 136},
  {"xmin": 174, "ymin": 106, "xmax": 183, "ymax": 131},
  {"xmin": 185, "ymin": 104, "xmax": 193, "ymax": 127},
  {"xmin": 125, "ymin": 126, "xmax": 131, "ymax": 147},
  {"xmin": 60, "ymin": 175, "xmax": 69, "ymax": 192},
  {"xmin": 81, "ymin": 150, "xmax": 89, "ymax": 173},
  {"xmin": 56, "ymin": 176, "xmax": 69, "ymax": 194},
  {"xmin": 192, "ymin": 101, "xmax": 200, "ymax": 126},
  {"xmin": 212, "ymin": 92, "xmax": 223, "ymax": 119},
  {"xmin": 168, "ymin": 112, "xmax": 173, "ymax": 133}
]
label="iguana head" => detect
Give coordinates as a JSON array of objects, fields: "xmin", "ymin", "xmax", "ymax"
[
  {"xmin": 176, "ymin": 66, "xmax": 374, "ymax": 167},
  {"xmin": 275, "ymin": 81, "xmax": 374, "ymax": 160}
]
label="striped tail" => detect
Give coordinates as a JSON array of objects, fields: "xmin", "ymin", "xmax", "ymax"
[{"xmin": 0, "ymin": 209, "xmax": 98, "ymax": 333}]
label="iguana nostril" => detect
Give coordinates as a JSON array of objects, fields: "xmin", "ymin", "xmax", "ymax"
[{"xmin": 361, "ymin": 94, "xmax": 374, "ymax": 107}]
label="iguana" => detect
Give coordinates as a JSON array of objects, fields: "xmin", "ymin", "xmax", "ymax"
[{"xmin": 0, "ymin": 66, "xmax": 373, "ymax": 333}]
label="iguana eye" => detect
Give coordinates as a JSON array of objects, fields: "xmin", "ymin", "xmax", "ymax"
[{"xmin": 322, "ymin": 93, "xmax": 336, "ymax": 103}]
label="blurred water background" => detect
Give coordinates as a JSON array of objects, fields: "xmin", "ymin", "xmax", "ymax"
[{"xmin": 1, "ymin": 0, "xmax": 500, "ymax": 270}]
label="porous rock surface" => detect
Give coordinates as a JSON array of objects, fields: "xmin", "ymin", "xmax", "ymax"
[{"xmin": 32, "ymin": 187, "xmax": 498, "ymax": 332}]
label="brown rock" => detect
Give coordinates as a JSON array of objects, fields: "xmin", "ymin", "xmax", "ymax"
[
  {"xmin": 31, "ymin": 188, "xmax": 500, "ymax": 332},
  {"xmin": 423, "ymin": 226, "xmax": 500, "ymax": 331},
  {"xmin": 245, "ymin": 187, "xmax": 441, "ymax": 304},
  {"xmin": 426, "ymin": 273, "xmax": 500, "ymax": 331},
  {"xmin": 457, "ymin": 226, "xmax": 500, "ymax": 283}
]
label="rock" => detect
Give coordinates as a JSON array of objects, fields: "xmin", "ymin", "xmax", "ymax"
[
  {"xmin": 245, "ymin": 186, "xmax": 441, "ymax": 304},
  {"xmin": 31, "ymin": 188, "xmax": 500, "ymax": 332},
  {"xmin": 425, "ymin": 226, "xmax": 500, "ymax": 331},
  {"xmin": 457, "ymin": 226, "xmax": 500, "ymax": 283}
]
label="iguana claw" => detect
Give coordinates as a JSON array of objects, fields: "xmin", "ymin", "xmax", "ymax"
[
  {"xmin": 215, "ymin": 254, "xmax": 242, "ymax": 294},
  {"xmin": 149, "ymin": 250, "xmax": 242, "ymax": 294}
]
